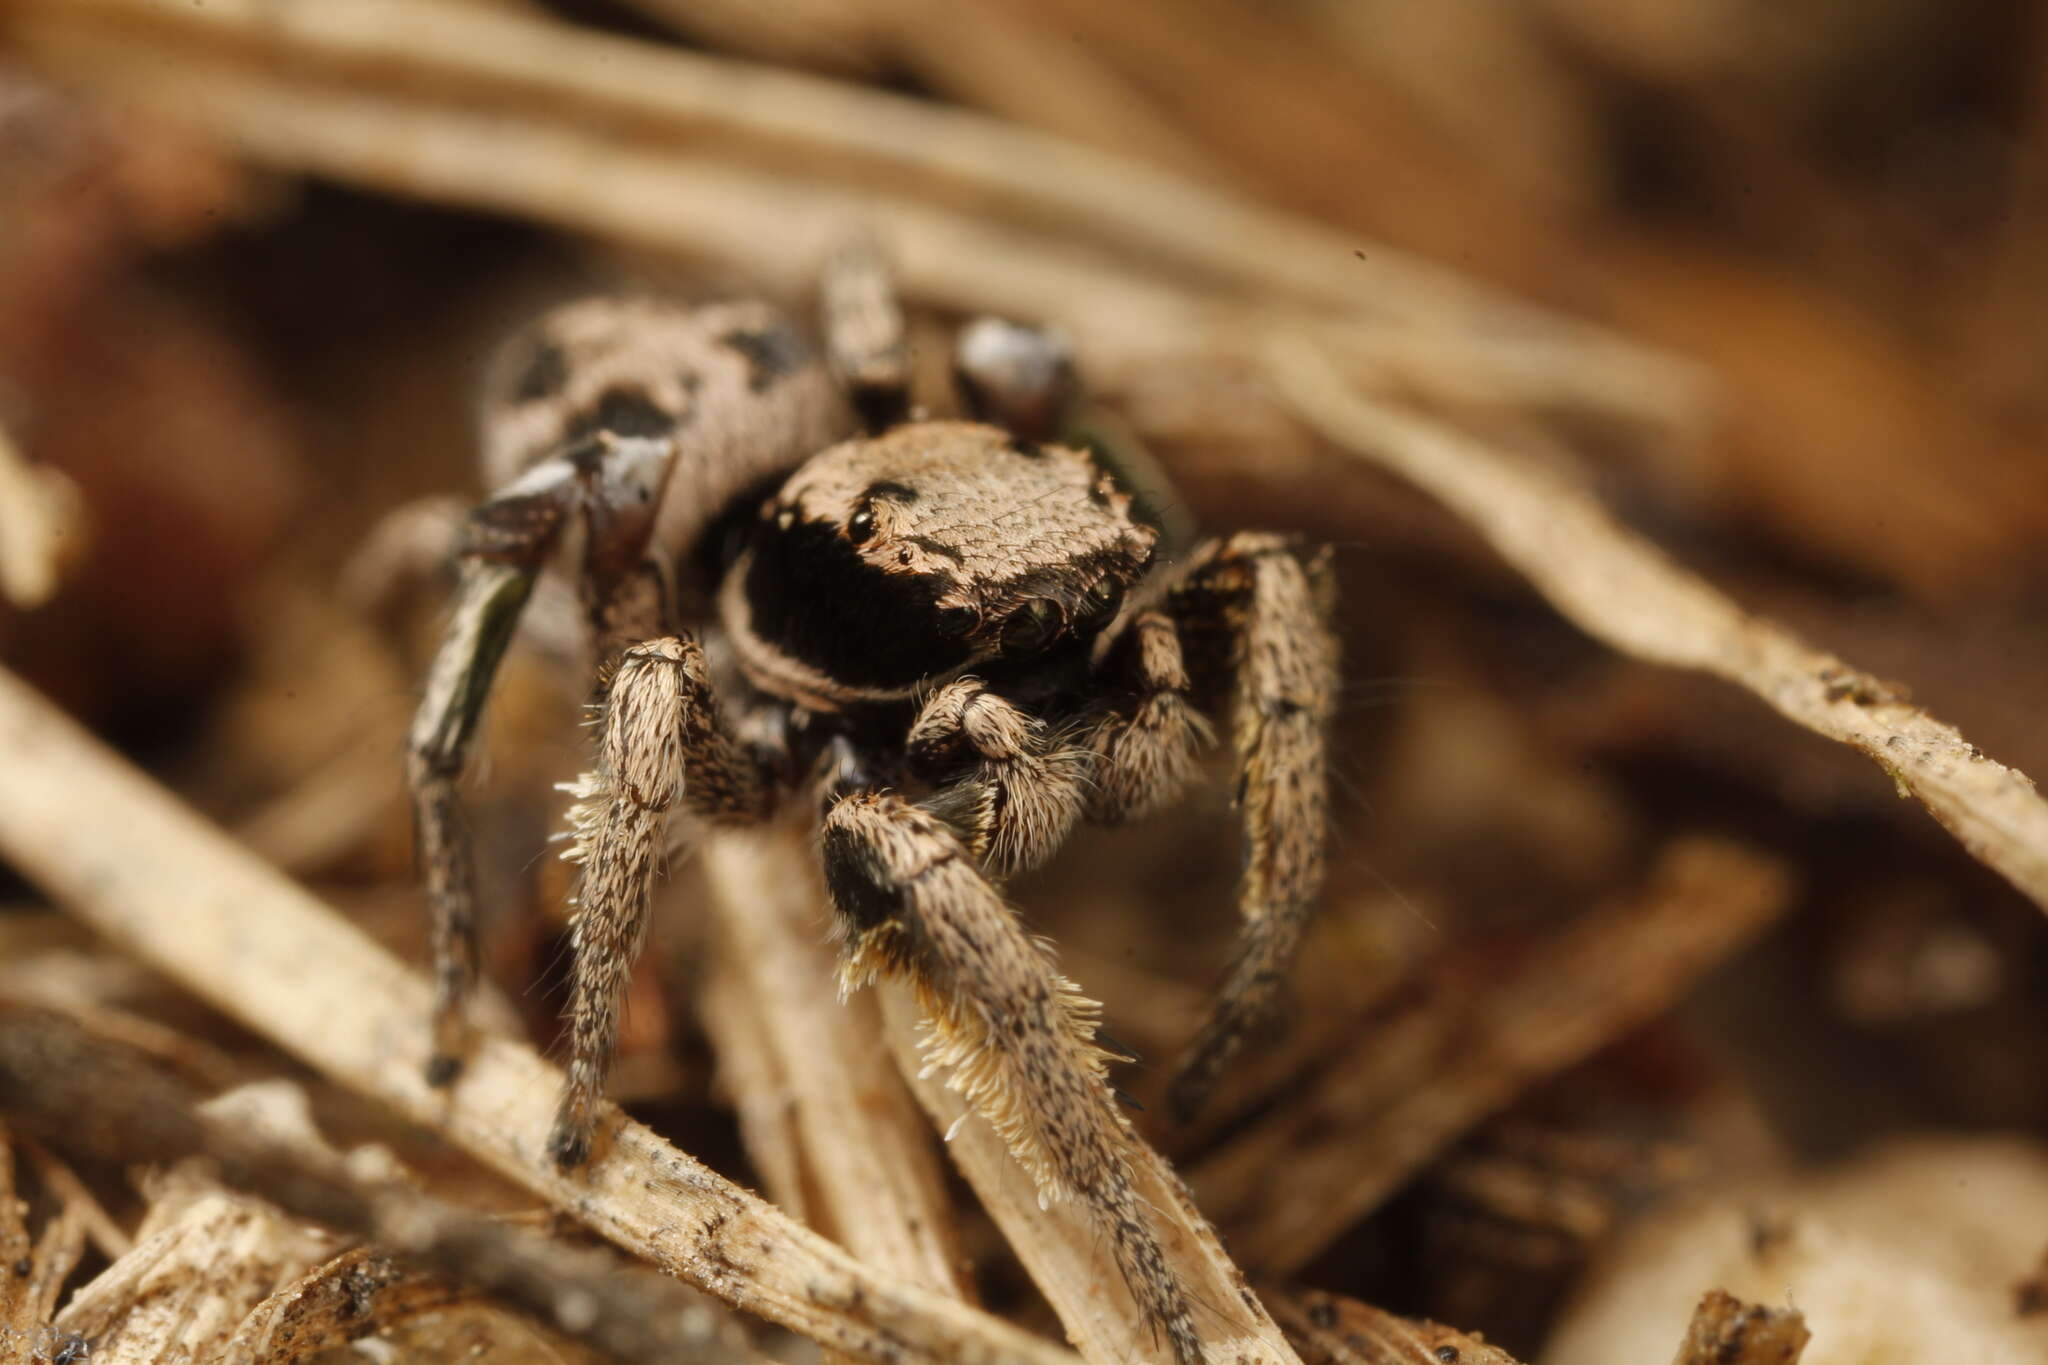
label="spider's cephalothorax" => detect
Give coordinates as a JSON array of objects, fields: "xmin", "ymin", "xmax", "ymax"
[
  {"xmin": 724, "ymin": 424, "xmax": 1156, "ymax": 711},
  {"xmin": 402, "ymin": 246, "xmax": 1337, "ymax": 1365}
]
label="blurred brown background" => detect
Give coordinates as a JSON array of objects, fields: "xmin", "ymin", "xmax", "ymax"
[{"xmin": 1, "ymin": 2, "xmax": 2046, "ymax": 1361}]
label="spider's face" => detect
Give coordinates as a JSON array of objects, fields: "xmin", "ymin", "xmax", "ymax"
[{"xmin": 720, "ymin": 421, "xmax": 1156, "ymax": 709}]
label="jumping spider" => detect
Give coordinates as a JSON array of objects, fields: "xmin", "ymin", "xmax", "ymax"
[{"xmin": 406, "ymin": 244, "xmax": 1336, "ymax": 1360}]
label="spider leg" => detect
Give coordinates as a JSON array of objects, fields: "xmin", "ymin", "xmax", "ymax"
[
  {"xmin": 821, "ymin": 792, "xmax": 1201, "ymax": 1365},
  {"xmin": 906, "ymin": 678, "xmax": 1090, "ymax": 879},
  {"xmin": 1162, "ymin": 532, "xmax": 1339, "ymax": 1123},
  {"xmin": 410, "ymin": 429, "xmax": 678, "ymax": 1087},
  {"xmin": 1085, "ymin": 608, "xmax": 1216, "ymax": 825},
  {"xmin": 408, "ymin": 461, "xmax": 583, "ymax": 1086},
  {"xmin": 820, "ymin": 233, "xmax": 910, "ymax": 432},
  {"xmin": 952, "ymin": 316, "xmax": 1078, "ymax": 443},
  {"xmin": 550, "ymin": 634, "xmax": 766, "ymax": 1168}
]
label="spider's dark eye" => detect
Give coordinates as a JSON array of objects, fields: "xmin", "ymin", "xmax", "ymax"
[
  {"xmin": 846, "ymin": 503, "xmax": 877, "ymax": 544},
  {"xmin": 935, "ymin": 606, "xmax": 977, "ymax": 638},
  {"xmin": 1078, "ymin": 579, "xmax": 1122, "ymax": 632},
  {"xmin": 1001, "ymin": 600, "xmax": 1060, "ymax": 655}
]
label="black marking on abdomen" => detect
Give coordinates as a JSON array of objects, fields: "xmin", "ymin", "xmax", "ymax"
[
  {"xmin": 565, "ymin": 386, "xmax": 680, "ymax": 443},
  {"xmin": 719, "ymin": 324, "xmax": 806, "ymax": 393},
  {"xmin": 511, "ymin": 339, "xmax": 568, "ymax": 402}
]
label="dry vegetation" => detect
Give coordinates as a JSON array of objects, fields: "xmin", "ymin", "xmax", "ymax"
[{"xmin": 1, "ymin": 2, "xmax": 2046, "ymax": 1363}]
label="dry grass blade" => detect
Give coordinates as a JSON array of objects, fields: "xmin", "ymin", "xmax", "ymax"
[
  {"xmin": 1192, "ymin": 838, "xmax": 1792, "ymax": 1274},
  {"xmin": 692, "ymin": 942, "xmax": 811, "ymax": 1224},
  {"xmin": 0, "ymin": 1122, "xmax": 89, "ymax": 1362},
  {"xmin": 1670, "ymin": 1290, "xmax": 1809, "ymax": 1365},
  {"xmin": 0, "ymin": 419, "xmax": 86, "ymax": 611},
  {"xmin": 223, "ymin": 1247, "xmax": 468, "ymax": 1365},
  {"xmin": 1268, "ymin": 1288, "xmax": 1523, "ymax": 1365},
  {"xmin": 699, "ymin": 829, "xmax": 969, "ymax": 1300},
  {"xmin": 1273, "ymin": 335, "xmax": 2048, "ymax": 918},
  {"xmin": 2, "ymin": 0, "xmax": 1701, "ymax": 428},
  {"xmin": 0, "ymin": 666, "xmax": 1079, "ymax": 1365},
  {"xmin": 878, "ymin": 985, "xmax": 1301, "ymax": 1365},
  {"xmin": 53, "ymin": 1168, "xmax": 338, "ymax": 1364},
  {"xmin": 20, "ymin": 1136, "xmax": 133, "ymax": 1261},
  {"xmin": 17, "ymin": 0, "xmax": 1610, "ymax": 337},
  {"xmin": 0, "ymin": 1127, "xmax": 32, "ymax": 1354},
  {"xmin": 698, "ymin": 831, "xmax": 970, "ymax": 1365}
]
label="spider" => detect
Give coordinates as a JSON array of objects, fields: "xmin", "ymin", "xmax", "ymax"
[{"xmin": 405, "ymin": 244, "xmax": 1337, "ymax": 1361}]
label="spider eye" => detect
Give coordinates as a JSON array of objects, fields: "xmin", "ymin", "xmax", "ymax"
[
  {"xmin": 935, "ymin": 606, "xmax": 977, "ymax": 638},
  {"xmin": 1001, "ymin": 600, "xmax": 1060, "ymax": 655},
  {"xmin": 846, "ymin": 503, "xmax": 876, "ymax": 544},
  {"xmin": 1078, "ymin": 579, "xmax": 1122, "ymax": 631}
]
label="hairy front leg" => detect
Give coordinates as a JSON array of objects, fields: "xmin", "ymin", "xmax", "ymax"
[
  {"xmin": 1166, "ymin": 533, "xmax": 1339, "ymax": 1122},
  {"xmin": 821, "ymin": 793, "xmax": 1201, "ymax": 1365},
  {"xmin": 1085, "ymin": 608, "xmax": 1215, "ymax": 825},
  {"xmin": 550, "ymin": 635, "xmax": 765, "ymax": 1167},
  {"xmin": 906, "ymin": 678, "xmax": 1090, "ymax": 879}
]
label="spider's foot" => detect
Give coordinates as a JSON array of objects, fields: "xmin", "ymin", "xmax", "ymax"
[
  {"xmin": 1167, "ymin": 914, "xmax": 1303, "ymax": 1124},
  {"xmin": 1165, "ymin": 1045, "xmax": 1228, "ymax": 1127},
  {"xmin": 549, "ymin": 1092, "xmax": 598, "ymax": 1169},
  {"xmin": 427, "ymin": 1003, "xmax": 472, "ymax": 1088},
  {"xmin": 547, "ymin": 1124, "xmax": 593, "ymax": 1171}
]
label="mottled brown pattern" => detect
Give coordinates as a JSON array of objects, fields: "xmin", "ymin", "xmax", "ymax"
[
  {"xmin": 478, "ymin": 297, "xmax": 850, "ymax": 561},
  {"xmin": 1671, "ymin": 1289, "xmax": 1810, "ymax": 1365}
]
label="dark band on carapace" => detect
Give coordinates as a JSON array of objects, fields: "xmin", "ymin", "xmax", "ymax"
[{"xmin": 741, "ymin": 517, "xmax": 972, "ymax": 688}]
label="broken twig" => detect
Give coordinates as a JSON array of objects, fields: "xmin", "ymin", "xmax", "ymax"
[
  {"xmin": 1670, "ymin": 1289, "xmax": 1809, "ymax": 1365},
  {"xmin": 1192, "ymin": 838, "xmax": 1791, "ymax": 1274},
  {"xmin": 1273, "ymin": 334, "xmax": 2048, "ymax": 919},
  {"xmin": 1268, "ymin": 1288, "xmax": 1523, "ymax": 1365}
]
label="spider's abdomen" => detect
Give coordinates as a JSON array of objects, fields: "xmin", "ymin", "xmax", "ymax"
[{"xmin": 478, "ymin": 297, "xmax": 856, "ymax": 578}]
